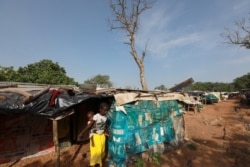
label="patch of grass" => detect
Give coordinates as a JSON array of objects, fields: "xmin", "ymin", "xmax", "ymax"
[
  {"xmin": 151, "ymin": 152, "xmax": 160, "ymax": 166},
  {"xmin": 134, "ymin": 157, "xmax": 144, "ymax": 167},
  {"xmin": 242, "ymin": 147, "xmax": 250, "ymax": 155},
  {"xmin": 186, "ymin": 143, "xmax": 198, "ymax": 150}
]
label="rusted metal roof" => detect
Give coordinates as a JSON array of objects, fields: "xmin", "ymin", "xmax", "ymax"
[{"xmin": 169, "ymin": 77, "xmax": 194, "ymax": 92}]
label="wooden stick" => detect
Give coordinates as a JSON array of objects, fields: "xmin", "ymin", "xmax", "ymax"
[
  {"xmin": 33, "ymin": 85, "xmax": 51, "ymax": 97},
  {"xmin": 0, "ymin": 88, "xmax": 32, "ymax": 97},
  {"xmin": 0, "ymin": 88, "xmax": 33, "ymax": 104},
  {"xmin": 0, "ymin": 85, "xmax": 51, "ymax": 104},
  {"xmin": 53, "ymin": 120, "xmax": 60, "ymax": 167},
  {"xmin": 0, "ymin": 84, "xmax": 18, "ymax": 89},
  {"xmin": 24, "ymin": 85, "xmax": 51, "ymax": 104}
]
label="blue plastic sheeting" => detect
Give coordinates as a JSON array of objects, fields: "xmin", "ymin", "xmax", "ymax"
[
  {"xmin": 107, "ymin": 99, "xmax": 184, "ymax": 165},
  {"xmin": 109, "ymin": 111, "xmax": 128, "ymax": 143}
]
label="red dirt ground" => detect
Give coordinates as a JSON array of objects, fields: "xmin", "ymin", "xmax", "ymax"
[{"xmin": 1, "ymin": 99, "xmax": 250, "ymax": 167}]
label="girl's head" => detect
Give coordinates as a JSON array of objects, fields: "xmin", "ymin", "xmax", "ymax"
[{"xmin": 99, "ymin": 102, "xmax": 109, "ymax": 116}]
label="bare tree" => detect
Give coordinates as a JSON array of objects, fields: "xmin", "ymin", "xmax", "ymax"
[
  {"xmin": 221, "ymin": 16, "xmax": 250, "ymax": 49},
  {"xmin": 108, "ymin": 0, "xmax": 156, "ymax": 90}
]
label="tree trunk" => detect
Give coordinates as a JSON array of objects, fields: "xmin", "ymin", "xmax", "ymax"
[
  {"xmin": 139, "ymin": 63, "xmax": 148, "ymax": 90},
  {"xmin": 130, "ymin": 36, "xmax": 148, "ymax": 90}
]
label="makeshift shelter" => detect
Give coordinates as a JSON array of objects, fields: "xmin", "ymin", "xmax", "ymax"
[
  {"xmin": 0, "ymin": 82, "xmax": 113, "ymax": 165},
  {"xmin": 0, "ymin": 82, "xmax": 186, "ymax": 166},
  {"xmin": 106, "ymin": 91, "xmax": 186, "ymax": 166}
]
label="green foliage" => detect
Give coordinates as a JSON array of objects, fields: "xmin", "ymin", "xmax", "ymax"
[
  {"xmin": 182, "ymin": 73, "xmax": 250, "ymax": 92},
  {"xmin": 0, "ymin": 66, "xmax": 19, "ymax": 81},
  {"xmin": 187, "ymin": 81, "xmax": 234, "ymax": 92},
  {"xmin": 232, "ymin": 73, "xmax": 250, "ymax": 90},
  {"xmin": 0, "ymin": 59, "xmax": 78, "ymax": 85},
  {"xmin": 151, "ymin": 152, "xmax": 160, "ymax": 166},
  {"xmin": 134, "ymin": 157, "xmax": 144, "ymax": 167},
  {"xmin": 155, "ymin": 72, "xmax": 250, "ymax": 92},
  {"xmin": 84, "ymin": 74, "xmax": 113, "ymax": 88},
  {"xmin": 154, "ymin": 84, "xmax": 168, "ymax": 91},
  {"xmin": 134, "ymin": 152, "xmax": 160, "ymax": 167},
  {"xmin": 186, "ymin": 143, "xmax": 198, "ymax": 150}
]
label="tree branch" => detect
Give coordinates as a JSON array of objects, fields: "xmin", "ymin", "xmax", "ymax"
[
  {"xmin": 108, "ymin": 0, "xmax": 155, "ymax": 90},
  {"xmin": 221, "ymin": 17, "xmax": 250, "ymax": 49}
]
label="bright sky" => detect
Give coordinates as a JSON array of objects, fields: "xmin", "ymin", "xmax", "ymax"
[{"xmin": 0, "ymin": 0, "xmax": 249, "ymax": 90}]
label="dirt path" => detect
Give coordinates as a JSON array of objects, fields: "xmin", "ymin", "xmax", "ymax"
[
  {"xmin": 160, "ymin": 99, "xmax": 250, "ymax": 167},
  {"xmin": 1, "ymin": 99, "xmax": 250, "ymax": 167}
]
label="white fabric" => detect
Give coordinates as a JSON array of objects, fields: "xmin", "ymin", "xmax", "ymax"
[
  {"xmin": 114, "ymin": 92, "xmax": 187, "ymax": 106},
  {"xmin": 93, "ymin": 113, "xmax": 107, "ymax": 134},
  {"xmin": 114, "ymin": 93, "xmax": 138, "ymax": 105},
  {"xmin": 115, "ymin": 106, "xmax": 127, "ymax": 114}
]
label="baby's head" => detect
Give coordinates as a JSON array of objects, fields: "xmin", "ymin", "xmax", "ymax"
[{"xmin": 87, "ymin": 111, "xmax": 94, "ymax": 120}]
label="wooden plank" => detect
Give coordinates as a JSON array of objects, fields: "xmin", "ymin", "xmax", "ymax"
[{"xmin": 53, "ymin": 120, "xmax": 60, "ymax": 167}]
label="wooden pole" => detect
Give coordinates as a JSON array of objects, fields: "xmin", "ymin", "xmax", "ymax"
[{"xmin": 53, "ymin": 120, "xmax": 60, "ymax": 167}]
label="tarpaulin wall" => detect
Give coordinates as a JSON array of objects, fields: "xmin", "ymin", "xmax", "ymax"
[
  {"xmin": 0, "ymin": 114, "xmax": 54, "ymax": 164},
  {"xmin": 107, "ymin": 99, "xmax": 184, "ymax": 166}
]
